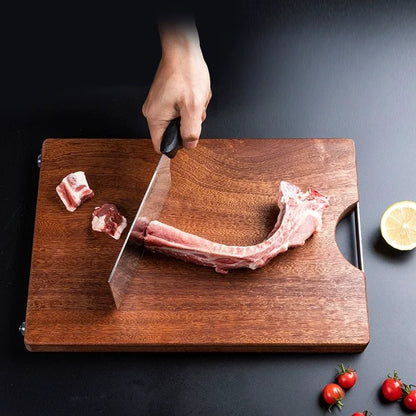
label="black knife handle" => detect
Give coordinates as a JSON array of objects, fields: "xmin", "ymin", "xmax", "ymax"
[{"xmin": 160, "ymin": 117, "xmax": 182, "ymax": 159}]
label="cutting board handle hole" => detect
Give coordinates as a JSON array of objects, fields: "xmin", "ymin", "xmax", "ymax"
[{"xmin": 335, "ymin": 204, "xmax": 364, "ymax": 271}]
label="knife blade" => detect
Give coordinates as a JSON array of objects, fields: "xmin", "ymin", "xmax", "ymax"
[{"xmin": 108, "ymin": 118, "xmax": 182, "ymax": 308}]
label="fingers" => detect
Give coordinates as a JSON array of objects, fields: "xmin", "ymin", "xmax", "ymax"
[
  {"xmin": 179, "ymin": 115, "xmax": 202, "ymax": 149},
  {"xmin": 146, "ymin": 120, "xmax": 170, "ymax": 154},
  {"xmin": 142, "ymin": 99, "xmax": 177, "ymax": 153},
  {"xmin": 145, "ymin": 111, "xmax": 207, "ymax": 152},
  {"xmin": 143, "ymin": 89, "xmax": 212, "ymax": 153},
  {"xmin": 179, "ymin": 90, "xmax": 212, "ymax": 149}
]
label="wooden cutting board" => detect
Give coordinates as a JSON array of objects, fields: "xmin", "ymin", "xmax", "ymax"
[{"xmin": 24, "ymin": 138, "xmax": 369, "ymax": 352}]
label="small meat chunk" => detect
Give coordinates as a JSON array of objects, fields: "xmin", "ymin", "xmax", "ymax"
[
  {"xmin": 56, "ymin": 171, "xmax": 94, "ymax": 212},
  {"xmin": 92, "ymin": 203, "xmax": 127, "ymax": 240}
]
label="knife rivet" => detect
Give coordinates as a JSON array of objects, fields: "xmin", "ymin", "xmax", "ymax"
[
  {"xmin": 19, "ymin": 321, "xmax": 26, "ymax": 336},
  {"xmin": 37, "ymin": 153, "xmax": 42, "ymax": 168}
]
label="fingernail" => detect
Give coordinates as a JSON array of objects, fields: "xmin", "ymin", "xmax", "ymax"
[{"xmin": 183, "ymin": 140, "xmax": 198, "ymax": 149}]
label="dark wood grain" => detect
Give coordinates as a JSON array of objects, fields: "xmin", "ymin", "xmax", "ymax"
[{"xmin": 24, "ymin": 138, "xmax": 369, "ymax": 352}]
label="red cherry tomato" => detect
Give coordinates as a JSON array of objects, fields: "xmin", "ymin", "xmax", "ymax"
[
  {"xmin": 403, "ymin": 386, "xmax": 416, "ymax": 411},
  {"xmin": 322, "ymin": 383, "xmax": 344, "ymax": 410},
  {"xmin": 337, "ymin": 363, "xmax": 357, "ymax": 389},
  {"xmin": 381, "ymin": 370, "xmax": 404, "ymax": 401},
  {"xmin": 351, "ymin": 411, "xmax": 372, "ymax": 416}
]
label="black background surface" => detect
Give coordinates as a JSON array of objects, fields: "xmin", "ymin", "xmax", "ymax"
[{"xmin": 2, "ymin": 1, "xmax": 416, "ymax": 415}]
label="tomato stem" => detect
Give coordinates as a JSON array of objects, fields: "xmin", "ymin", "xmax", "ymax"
[
  {"xmin": 328, "ymin": 393, "xmax": 344, "ymax": 412},
  {"xmin": 401, "ymin": 383, "xmax": 416, "ymax": 394},
  {"xmin": 388, "ymin": 370, "xmax": 401, "ymax": 380},
  {"xmin": 337, "ymin": 363, "xmax": 354, "ymax": 375}
]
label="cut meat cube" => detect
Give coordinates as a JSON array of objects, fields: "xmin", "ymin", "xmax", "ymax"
[
  {"xmin": 92, "ymin": 204, "xmax": 127, "ymax": 240},
  {"xmin": 56, "ymin": 171, "xmax": 94, "ymax": 212},
  {"xmin": 132, "ymin": 181, "xmax": 330, "ymax": 274}
]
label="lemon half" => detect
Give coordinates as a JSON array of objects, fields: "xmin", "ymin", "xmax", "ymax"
[{"xmin": 380, "ymin": 201, "xmax": 416, "ymax": 250}]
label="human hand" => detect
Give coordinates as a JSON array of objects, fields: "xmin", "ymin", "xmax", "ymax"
[{"xmin": 142, "ymin": 17, "xmax": 212, "ymax": 153}]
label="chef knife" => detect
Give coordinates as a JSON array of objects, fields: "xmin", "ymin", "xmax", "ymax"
[{"xmin": 108, "ymin": 118, "xmax": 182, "ymax": 308}]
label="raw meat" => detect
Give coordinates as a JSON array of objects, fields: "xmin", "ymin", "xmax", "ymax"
[
  {"xmin": 92, "ymin": 204, "xmax": 127, "ymax": 240},
  {"xmin": 56, "ymin": 171, "xmax": 94, "ymax": 212},
  {"xmin": 132, "ymin": 181, "xmax": 330, "ymax": 274}
]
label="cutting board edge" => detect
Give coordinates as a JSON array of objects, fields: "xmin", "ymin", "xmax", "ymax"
[{"xmin": 24, "ymin": 338, "xmax": 370, "ymax": 353}]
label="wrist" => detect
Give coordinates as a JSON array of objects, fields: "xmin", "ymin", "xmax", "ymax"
[{"xmin": 158, "ymin": 16, "xmax": 201, "ymax": 60}]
